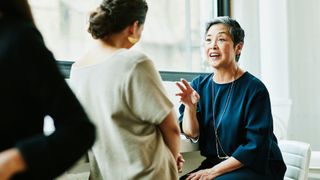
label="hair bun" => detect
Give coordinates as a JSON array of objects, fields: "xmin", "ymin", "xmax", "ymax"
[
  {"xmin": 88, "ymin": 7, "xmax": 112, "ymax": 39},
  {"xmin": 100, "ymin": 5, "xmax": 112, "ymax": 16},
  {"xmin": 87, "ymin": 0, "xmax": 148, "ymax": 40}
]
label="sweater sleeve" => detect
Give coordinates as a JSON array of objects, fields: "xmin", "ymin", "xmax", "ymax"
[
  {"xmin": 231, "ymin": 88, "xmax": 273, "ymax": 173},
  {"xmin": 124, "ymin": 59, "xmax": 173, "ymax": 125},
  {"xmin": 13, "ymin": 23, "xmax": 95, "ymax": 179}
]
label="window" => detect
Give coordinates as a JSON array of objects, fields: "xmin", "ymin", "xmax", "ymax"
[
  {"xmin": 29, "ymin": 0, "xmax": 100, "ymax": 60},
  {"xmin": 30, "ymin": 0, "xmax": 215, "ymax": 72}
]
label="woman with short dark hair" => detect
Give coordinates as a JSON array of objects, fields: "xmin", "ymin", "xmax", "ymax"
[{"xmin": 177, "ymin": 16, "xmax": 286, "ymax": 180}]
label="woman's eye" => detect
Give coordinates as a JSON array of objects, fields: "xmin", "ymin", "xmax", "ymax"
[
  {"xmin": 218, "ymin": 38, "xmax": 225, "ymax": 42},
  {"xmin": 205, "ymin": 38, "xmax": 212, "ymax": 43}
]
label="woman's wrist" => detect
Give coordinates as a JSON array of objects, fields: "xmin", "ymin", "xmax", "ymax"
[
  {"xmin": 209, "ymin": 165, "xmax": 221, "ymax": 177},
  {"xmin": 185, "ymin": 103, "xmax": 197, "ymax": 111}
]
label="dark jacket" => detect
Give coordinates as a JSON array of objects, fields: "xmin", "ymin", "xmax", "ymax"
[{"xmin": 0, "ymin": 16, "xmax": 95, "ymax": 180}]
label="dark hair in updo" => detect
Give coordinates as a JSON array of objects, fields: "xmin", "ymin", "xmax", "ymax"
[{"xmin": 88, "ymin": 0, "xmax": 148, "ymax": 39}]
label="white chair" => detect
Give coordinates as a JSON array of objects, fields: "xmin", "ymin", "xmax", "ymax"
[
  {"xmin": 279, "ymin": 140, "xmax": 311, "ymax": 180},
  {"xmin": 309, "ymin": 151, "xmax": 320, "ymax": 179}
]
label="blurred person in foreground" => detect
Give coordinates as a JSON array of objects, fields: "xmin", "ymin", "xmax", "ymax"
[{"xmin": 0, "ymin": 0, "xmax": 95, "ymax": 179}]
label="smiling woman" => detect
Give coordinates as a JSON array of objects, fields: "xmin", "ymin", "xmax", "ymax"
[{"xmin": 176, "ymin": 16, "xmax": 286, "ymax": 180}]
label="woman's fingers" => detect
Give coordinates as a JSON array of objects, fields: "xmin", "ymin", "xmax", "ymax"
[
  {"xmin": 175, "ymin": 92, "xmax": 184, "ymax": 96},
  {"xmin": 181, "ymin": 79, "xmax": 195, "ymax": 92},
  {"xmin": 186, "ymin": 171, "xmax": 202, "ymax": 180},
  {"xmin": 186, "ymin": 169, "xmax": 213, "ymax": 180},
  {"xmin": 186, "ymin": 173, "xmax": 196, "ymax": 180},
  {"xmin": 176, "ymin": 79, "xmax": 195, "ymax": 93},
  {"xmin": 181, "ymin": 79, "xmax": 190, "ymax": 88},
  {"xmin": 190, "ymin": 173, "xmax": 202, "ymax": 180},
  {"xmin": 175, "ymin": 79, "xmax": 200, "ymax": 105},
  {"xmin": 175, "ymin": 81, "xmax": 187, "ymax": 92}
]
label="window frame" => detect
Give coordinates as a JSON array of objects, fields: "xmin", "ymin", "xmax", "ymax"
[
  {"xmin": 56, "ymin": 60, "xmax": 210, "ymax": 81},
  {"xmin": 55, "ymin": 1, "xmax": 230, "ymax": 78}
]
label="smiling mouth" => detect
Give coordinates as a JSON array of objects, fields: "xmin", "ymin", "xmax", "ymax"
[{"xmin": 209, "ymin": 52, "xmax": 220, "ymax": 58}]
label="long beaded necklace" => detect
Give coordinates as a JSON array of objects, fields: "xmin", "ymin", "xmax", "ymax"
[{"xmin": 212, "ymin": 67, "xmax": 238, "ymax": 160}]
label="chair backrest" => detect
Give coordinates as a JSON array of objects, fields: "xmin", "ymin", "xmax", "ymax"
[{"xmin": 279, "ymin": 140, "xmax": 311, "ymax": 180}]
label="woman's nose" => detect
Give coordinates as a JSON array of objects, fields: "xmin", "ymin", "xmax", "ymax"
[{"xmin": 210, "ymin": 41, "xmax": 218, "ymax": 49}]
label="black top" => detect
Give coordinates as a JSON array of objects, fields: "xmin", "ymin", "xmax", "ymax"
[
  {"xmin": 0, "ymin": 17, "xmax": 95, "ymax": 179},
  {"xmin": 179, "ymin": 72, "xmax": 286, "ymax": 175}
]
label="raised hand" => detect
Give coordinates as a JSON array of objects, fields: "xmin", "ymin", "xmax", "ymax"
[{"xmin": 175, "ymin": 79, "xmax": 200, "ymax": 108}]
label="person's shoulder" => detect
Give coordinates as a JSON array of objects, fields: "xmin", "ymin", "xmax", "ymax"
[
  {"xmin": 114, "ymin": 49, "xmax": 154, "ymax": 72},
  {"xmin": 241, "ymin": 72, "xmax": 268, "ymax": 92},
  {"xmin": 0, "ymin": 17, "xmax": 44, "ymax": 58},
  {"xmin": 111, "ymin": 49, "xmax": 154, "ymax": 76},
  {"xmin": 1, "ymin": 17, "xmax": 41, "ymax": 45},
  {"xmin": 1, "ymin": 17, "xmax": 36, "ymax": 35},
  {"xmin": 192, "ymin": 73, "xmax": 212, "ymax": 85},
  {"xmin": 118, "ymin": 49, "xmax": 151, "ymax": 63}
]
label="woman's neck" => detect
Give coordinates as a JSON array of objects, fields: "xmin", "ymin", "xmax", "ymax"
[
  {"xmin": 72, "ymin": 40, "xmax": 124, "ymax": 68},
  {"xmin": 98, "ymin": 40, "xmax": 121, "ymax": 53},
  {"xmin": 101, "ymin": 33, "xmax": 131, "ymax": 50},
  {"xmin": 213, "ymin": 64, "xmax": 241, "ymax": 84}
]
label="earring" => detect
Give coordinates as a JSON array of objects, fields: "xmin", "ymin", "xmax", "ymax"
[{"xmin": 128, "ymin": 36, "xmax": 139, "ymax": 44}]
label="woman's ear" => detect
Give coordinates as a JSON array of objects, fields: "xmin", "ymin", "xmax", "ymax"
[
  {"xmin": 235, "ymin": 42, "xmax": 243, "ymax": 55},
  {"xmin": 128, "ymin": 21, "xmax": 140, "ymax": 36},
  {"xmin": 128, "ymin": 21, "xmax": 140, "ymax": 44}
]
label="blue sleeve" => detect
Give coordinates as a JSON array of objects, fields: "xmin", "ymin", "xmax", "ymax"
[{"xmin": 232, "ymin": 88, "xmax": 273, "ymax": 172}]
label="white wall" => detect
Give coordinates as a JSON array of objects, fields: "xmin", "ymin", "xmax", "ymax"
[
  {"xmin": 231, "ymin": 0, "xmax": 261, "ymax": 78},
  {"xmin": 232, "ymin": 0, "xmax": 320, "ymax": 150},
  {"xmin": 287, "ymin": 0, "xmax": 320, "ymax": 150}
]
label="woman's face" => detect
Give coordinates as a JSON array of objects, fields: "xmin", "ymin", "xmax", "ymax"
[{"xmin": 205, "ymin": 23, "xmax": 240, "ymax": 69}]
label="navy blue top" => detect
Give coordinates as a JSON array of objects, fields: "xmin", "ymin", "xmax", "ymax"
[{"xmin": 179, "ymin": 72, "xmax": 286, "ymax": 174}]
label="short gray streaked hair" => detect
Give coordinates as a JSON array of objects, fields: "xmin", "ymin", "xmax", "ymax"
[{"xmin": 205, "ymin": 16, "xmax": 245, "ymax": 62}]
